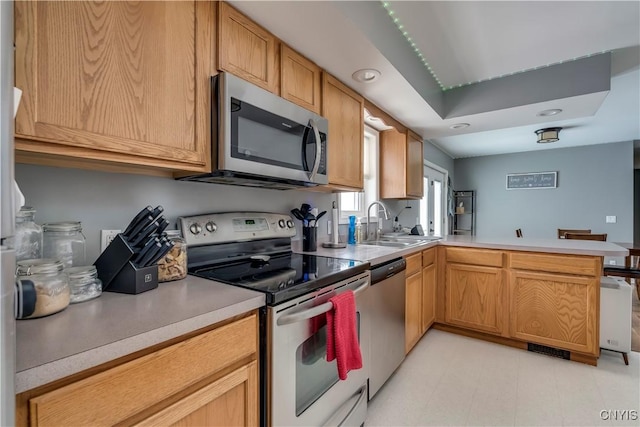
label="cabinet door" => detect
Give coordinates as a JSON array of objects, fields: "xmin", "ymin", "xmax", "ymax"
[
  {"xmin": 280, "ymin": 45, "xmax": 321, "ymax": 114},
  {"xmin": 379, "ymin": 129, "xmax": 423, "ymax": 199},
  {"xmin": 379, "ymin": 128, "xmax": 407, "ymax": 199},
  {"xmin": 15, "ymin": 1, "xmax": 213, "ymax": 172},
  {"xmin": 406, "ymin": 131, "xmax": 424, "ymax": 198},
  {"xmin": 405, "ymin": 271, "xmax": 422, "ymax": 354},
  {"xmin": 135, "ymin": 361, "xmax": 258, "ymax": 427},
  {"xmin": 446, "ymin": 264, "xmax": 505, "ymax": 335},
  {"xmin": 421, "ymin": 263, "xmax": 436, "ymax": 333},
  {"xmin": 321, "ymin": 73, "xmax": 364, "ymax": 190},
  {"xmin": 509, "ymin": 270, "xmax": 598, "ymax": 355},
  {"xmin": 218, "ymin": 2, "xmax": 277, "ymax": 93}
]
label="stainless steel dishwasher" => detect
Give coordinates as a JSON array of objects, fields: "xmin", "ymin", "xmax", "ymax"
[{"xmin": 368, "ymin": 257, "xmax": 406, "ymax": 399}]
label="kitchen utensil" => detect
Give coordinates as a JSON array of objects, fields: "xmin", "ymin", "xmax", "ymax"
[
  {"xmin": 123, "ymin": 205, "xmax": 153, "ymax": 237},
  {"xmin": 290, "ymin": 209, "xmax": 305, "ymax": 221},
  {"xmin": 300, "ymin": 203, "xmax": 312, "ymax": 216},
  {"xmin": 313, "ymin": 210, "xmax": 327, "ymax": 226}
]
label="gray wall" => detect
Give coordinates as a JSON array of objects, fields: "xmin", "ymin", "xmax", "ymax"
[
  {"xmin": 453, "ymin": 141, "xmax": 634, "ymax": 242},
  {"xmin": 424, "ymin": 140, "xmax": 454, "ymax": 176},
  {"xmin": 15, "ymin": 164, "xmax": 334, "ymax": 264},
  {"xmin": 635, "ymin": 169, "xmax": 640, "ymax": 244}
]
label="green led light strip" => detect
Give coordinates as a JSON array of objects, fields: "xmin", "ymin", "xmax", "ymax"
[{"xmin": 381, "ymin": 1, "xmax": 610, "ymax": 92}]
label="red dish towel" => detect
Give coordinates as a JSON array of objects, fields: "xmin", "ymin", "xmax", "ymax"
[{"xmin": 326, "ymin": 290, "xmax": 362, "ymax": 380}]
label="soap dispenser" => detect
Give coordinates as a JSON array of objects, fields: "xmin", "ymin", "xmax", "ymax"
[{"xmin": 355, "ymin": 217, "xmax": 363, "ymax": 243}]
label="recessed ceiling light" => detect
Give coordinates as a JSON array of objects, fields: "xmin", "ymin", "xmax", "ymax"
[
  {"xmin": 537, "ymin": 108, "xmax": 563, "ymax": 117},
  {"xmin": 450, "ymin": 123, "xmax": 470, "ymax": 130},
  {"xmin": 352, "ymin": 69, "xmax": 381, "ymax": 83}
]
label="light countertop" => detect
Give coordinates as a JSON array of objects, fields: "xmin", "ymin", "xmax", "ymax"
[
  {"xmin": 294, "ymin": 235, "xmax": 629, "ymax": 265},
  {"xmin": 15, "ymin": 276, "xmax": 264, "ymax": 393},
  {"xmin": 17, "ymin": 234, "xmax": 627, "ymax": 393}
]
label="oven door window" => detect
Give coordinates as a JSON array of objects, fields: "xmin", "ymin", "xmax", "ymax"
[
  {"xmin": 295, "ymin": 311, "xmax": 360, "ymax": 416},
  {"xmin": 230, "ymin": 98, "xmax": 326, "ymax": 174}
]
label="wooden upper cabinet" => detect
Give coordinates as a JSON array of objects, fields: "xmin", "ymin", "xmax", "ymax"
[
  {"xmin": 14, "ymin": 1, "xmax": 214, "ymax": 172},
  {"xmin": 406, "ymin": 131, "xmax": 424, "ymax": 197},
  {"xmin": 321, "ymin": 73, "xmax": 364, "ymax": 190},
  {"xmin": 280, "ymin": 45, "xmax": 321, "ymax": 114},
  {"xmin": 379, "ymin": 128, "xmax": 424, "ymax": 199},
  {"xmin": 218, "ymin": 1, "xmax": 278, "ymax": 94}
]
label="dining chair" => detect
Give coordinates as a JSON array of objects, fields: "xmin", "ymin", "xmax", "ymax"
[
  {"xmin": 564, "ymin": 232, "xmax": 607, "ymax": 241},
  {"xmin": 557, "ymin": 228, "xmax": 592, "ymax": 239}
]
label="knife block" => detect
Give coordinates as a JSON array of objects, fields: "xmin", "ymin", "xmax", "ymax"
[{"xmin": 94, "ymin": 234, "xmax": 158, "ymax": 294}]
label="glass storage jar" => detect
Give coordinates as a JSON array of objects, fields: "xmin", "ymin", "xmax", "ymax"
[
  {"xmin": 66, "ymin": 266, "xmax": 102, "ymax": 303},
  {"xmin": 157, "ymin": 230, "xmax": 187, "ymax": 282},
  {"xmin": 15, "ymin": 206, "xmax": 43, "ymax": 261},
  {"xmin": 43, "ymin": 221, "xmax": 86, "ymax": 268},
  {"xmin": 16, "ymin": 259, "xmax": 69, "ymax": 318}
]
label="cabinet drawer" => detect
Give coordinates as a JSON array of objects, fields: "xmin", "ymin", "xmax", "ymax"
[
  {"xmin": 509, "ymin": 252, "xmax": 600, "ymax": 276},
  {"xmin": 29, "ymin": 314, "xmax": 257, "ymax": 426},
  {"xmin": 446, "ymin": 247, "xmax": 503, "ymax": 267},
  {"xmin": 422, "ymin": 248, "xmax": 436, "ymax": 267},
  {"xmin": 405, "ymin": 252, "xmax": 422, "ymax": 276}
]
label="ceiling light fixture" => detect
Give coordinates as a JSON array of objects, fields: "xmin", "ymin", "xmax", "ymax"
[
  {"xmin": 352, "ymin": 68, "xmax": 381, "ymax": 83},
  {"xmin": 537, "ymin": 109, "xmax": 563, "ymax": 117},
  {"xmin": 450, "ymin": 123, "xmax": 470, "ymax": 130},
  {"xmin": 535, "ymin": 127, "xmax": 562, "ymax": 143}
]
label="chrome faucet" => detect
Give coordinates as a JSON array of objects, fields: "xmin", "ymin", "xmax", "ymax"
[{"xmin": 366, "ymin": 201, "xmax": 390, "ymax": 241}]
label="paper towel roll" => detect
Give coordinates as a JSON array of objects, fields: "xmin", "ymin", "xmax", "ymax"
[{"xmin": 331, "ymin": 207, "xmax": 339, "ymax": 244}]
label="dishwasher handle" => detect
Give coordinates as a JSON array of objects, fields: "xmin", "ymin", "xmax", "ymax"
[{"xmin": 370, "ymin": 257, "xmax": 406, "ymax": 285}]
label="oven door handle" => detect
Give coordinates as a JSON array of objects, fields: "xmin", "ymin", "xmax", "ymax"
[
  {"xmin": 322, "ymin": 384, "xmax": 368, "ymax": 427},
  {"xmin": 276, "ymin": 278, "xmax": 369, "ymax": 326}
]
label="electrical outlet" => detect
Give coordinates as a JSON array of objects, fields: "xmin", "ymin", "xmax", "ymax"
[
  {"xmin": 605, "ymin": 215, "xmax": 617, "ymax": 223},
  {"xmin": 609, "ymin": 259, "xmax": 617, "ymax": 265},
  {"xmin": 100, "ymin": 230, "xmax": 121, "ymax": 252}
]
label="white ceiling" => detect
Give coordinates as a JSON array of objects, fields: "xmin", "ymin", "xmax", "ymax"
[{"xmin": 230, "ymin": 1, "xmax": 640, "ymax": 159}]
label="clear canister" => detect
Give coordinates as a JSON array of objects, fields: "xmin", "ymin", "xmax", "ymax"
[
  {"xmin": 157, "ymin": 230, "xmax": 187, "ymax": 282},
  {"xmin": 16, "ymin": 259, "xmax": 70, "ymax": 318},
  {"xmin": 66, "ymin": 266, "xmax": 102, "ymax": 303},
  {"xmin": 15, "ymin": 206, "xmax": 43, "ymax": 261},
  {"xmin": 43, "ymin": 222, "xmax": 86, "ymax": 268}
]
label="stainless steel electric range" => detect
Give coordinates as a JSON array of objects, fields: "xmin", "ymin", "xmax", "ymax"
[{"xmin": 179, "ymin": 212, "xmax": 371, "ymax": 427}]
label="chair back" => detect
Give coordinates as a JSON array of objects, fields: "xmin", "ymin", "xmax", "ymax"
[
  {"xmin": 564, "ymin": 232, "xmax": 607, "ymax": 241},
  {"xmin": 558, "ymin": 228, "xmax": 591, "ymax": 239}
]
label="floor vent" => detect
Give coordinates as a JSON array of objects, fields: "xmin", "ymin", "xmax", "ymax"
[{"xmin": 527, "ymin": 343, "xmax": 570, "ymax": 360}]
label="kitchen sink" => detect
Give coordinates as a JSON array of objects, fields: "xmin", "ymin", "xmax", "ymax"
[{"xmin": 359, "ymin": 237, "xmax": 432, "ymax": 248}]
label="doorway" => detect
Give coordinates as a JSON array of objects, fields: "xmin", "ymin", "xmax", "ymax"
[{"xmin": 420, "ymin": 162, "xmax": 448, "ymax": 237}]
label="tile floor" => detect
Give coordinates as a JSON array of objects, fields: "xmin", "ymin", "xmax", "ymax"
[{"xmin": 366, "ymin": 330, "xmax": 640, "ymax": 426}]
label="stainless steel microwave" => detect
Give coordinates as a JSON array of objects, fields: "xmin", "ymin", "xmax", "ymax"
[{"xmin": 178, "ymin": 72, "xmax": 328, "ymax": 189}]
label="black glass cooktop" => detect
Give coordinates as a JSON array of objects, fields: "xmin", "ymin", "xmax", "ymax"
[{"xmin": 190, "ymin": 252, "xmax": 369, "ymax": 305}]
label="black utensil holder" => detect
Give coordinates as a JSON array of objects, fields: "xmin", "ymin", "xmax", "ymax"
[
  {"xmin": 94, "ymin": 234, "xmax": 158, "ymax": 294},
  {"xmin": 302, "ymin": 226, "xmax": 317, "ymax": 252}
]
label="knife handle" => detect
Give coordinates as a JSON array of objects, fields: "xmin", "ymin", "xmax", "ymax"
[
  {"xmin": 130, "ymin": 220, "xmax": 160, "ymax": 248},
  {"xmin": 137, "ymin": 242, "xmax": 163, "ymax": 267},
  {"xmin": 123, "ymin": 206, "xmax": 153, "ymax": 237}
]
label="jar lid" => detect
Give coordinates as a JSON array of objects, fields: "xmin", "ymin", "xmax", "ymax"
[
  {"xmin": 165, "ymin": 229, "xmax": 183, "ymax": 238},
  {"xmin": 66, "ymin": 266, "xmax": 97, "ymax": 280},
  {"xmin": 17, "ymin": 206, "xmax": 36, "ymax": 217},
  {"xmin": 16, "ymin": 259, "xmax": 64, "ymax": 275},
  {"xmin": 43, "ymin": 221, "xmax": 82, "ymax": 232}
]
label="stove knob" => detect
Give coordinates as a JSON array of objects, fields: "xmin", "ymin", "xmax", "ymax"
[
  {"xmin": 189, "ymin": 223, "xmax": 202, "ymax": 235},
  {"xmin": 286, "ymin": 220, "xmax": 294, "ymax": 228},
  {"xmin": 278, "ymin": 219, "xmax": 286, "ymax": 228},
  {"xmin": 205, "ymin": 221, "xmax": 217, "ymax": 233}
]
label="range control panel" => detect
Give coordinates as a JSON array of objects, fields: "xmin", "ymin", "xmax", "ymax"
[{"xmin": 178, "ymin": 212, "xmax": 296, "ymax": 246}]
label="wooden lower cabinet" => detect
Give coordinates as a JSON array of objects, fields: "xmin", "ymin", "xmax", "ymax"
[
  {"xmin": 509, "ymin": 270, "xmax": 599, "ymax": 355},
  {"xmin": 445, "ymin": 263, "xmax": 505, "ymax": 336},
  {"xmin": 405, "ymin": 269, "xmax": 423, "ymax": 354},
  {"xmin": 18, "ymin": 313, "xmax": 259, "ymax": 427},
  {"xmin": 421, "ymin": 262, "xmax": 436, "ymax": 332}
]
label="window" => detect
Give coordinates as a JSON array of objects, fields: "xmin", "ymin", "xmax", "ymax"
[{"xmin": 339, "ymin": 126, "xmax": 379, "ymax": 222}]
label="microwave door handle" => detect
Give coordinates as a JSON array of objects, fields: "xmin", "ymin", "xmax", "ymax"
[
  {"xmin": 306, "ymin": 119, "xmax": 322, "ymax": 181},
  {"xmin": 276, "ymin": 278, "xmax": 369, "ymax": 326}
]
